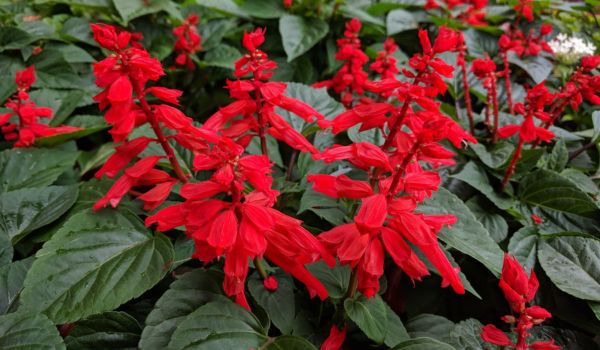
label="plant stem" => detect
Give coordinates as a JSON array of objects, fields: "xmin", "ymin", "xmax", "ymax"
[
  {"xmin": 286, "ymin": 150, "xmax": 298, "ymax": 181},
  {"xmin": 502, "ymin": 138, "xmax": 524, "ymax": 188},
  {"xmin": 134, "ymin": 85, "xmax": 188, "ymax": 183},
  {"xmin": 569, "ymin": 141, "xmax": 596, "ymax": 161},
  {"xmin": 254, "ymin": 257, "xmax": 268, "ymax": 279},
  {"xmin": 382, "ymin": 73, "xmax": 422, "ymax": 151},
  {"xmin": 491, "ymin": 75, "xmax": 500, "ymax": 144},
  {"xmin": 502, "ymin": 51, "xmax": 514, "ymax": 115},
  {"xmin": 459, "ymin": 53, "xmax": 475, "ymax": 134}
]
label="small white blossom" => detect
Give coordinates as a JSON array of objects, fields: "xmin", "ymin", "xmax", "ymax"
[{"xmin": 549, "ymin": 34, "xmax": 597, "ymax": 64}]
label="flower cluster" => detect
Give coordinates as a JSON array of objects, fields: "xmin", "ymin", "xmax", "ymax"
[
  {"xmin": 147, "ymin": 28, "xmax": 334, "ymax": 309},
  {"xmin": 499, "ymin": 24, "xmax": 553, "ymax": 58},
  {"xmin": 172, "ymin": 14, "xmax": 202, "ymax": 70},
  {"xmin": 499, "ymin": 83, "xmax": 555, "ymax": 186},
  {"xmin": 425, "ymin": 0, "xmax": 488, "ymax": 26},
  {"xmin": 0, "ymin": 66, "xmax": 79, "ymax": 147},
  {"xmin": 90, "ymin": 23, "xmax": 204, "ymax": 211},
  {"xmin": 313, "ymin": 27, "xmax": 476, "ymax": 348},
  {"xmin": 548, "ymin": 34, "xmax": 596, "ymax": 65},
  {"xmin": 481, "ymin": 255, "xmax": 560, "ymax": 350},
  {"xmin": 314, "ymin": 18, "xmax": 369, "ymax": 107},
  {"xmin": 471, "ymin": 57, "xmax": 500, "ymax": 140}
]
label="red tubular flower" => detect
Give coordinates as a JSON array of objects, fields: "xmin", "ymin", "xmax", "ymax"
[
  {"xmin": 321, "ymin": 324, "xmax": 347, "ymax": 350},
  {"xmin": 0, "ymin": 66, "xmax": 80, "ymax": 147},
  {"xmin": 481, "ymin": 255, "xmax": 559, "ymax": 349},
  {"xmin": 471, "ymin": 57, "xmax": 500, "ymax": 141},
  {"xmin": 314, "ymin": 18, "xmax": 369, "ymax": 107},
  {"xmin": 201, "ymin": 29, "xmax": 324, "ymax": 154},
  {"xmin": 172, "ymin": 14, "xmax": 202, "ymax": 71},
  {"xmin": 515, "ymin": 0, "xmax": 534, "ymax": 21},
  {"xmin": 499, "ymin": 83, "xmax": 555, "ymax": 187}
]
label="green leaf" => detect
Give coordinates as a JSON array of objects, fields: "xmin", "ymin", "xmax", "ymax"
[
  {"xmin": 450, "ymin": 318, "xmax": 496, "ymax": 350},
  {"xmin": 452, "ymin": 161, "xmax": 513, "ymax": 210},
  {"xmin": 248, "ymin": 271, "xmax": 295, "ymax": 334},
  {"xmin": 20, "ymin": 209, "xmax": 174, "ymax": 324},
  {"xmin": 386, "ymin": 9, "xmax": 418, "ymax": 35},
  {"xmin": 139, "ymin": 269, "xmax": 227, "ymax": 350},
  {"xmin": 520, "ymin": 169, "xmax": 599, "ymax": 217},
  {"xmin": 298, "ymin": 188, "xmax": 346, "ymax": 226},
  {"xmin": 306, "ymin": 261, "xmax": 350, "ymax": 299},
  {"xmin": 113, "ymin": 0, "xmax": 180, "ymax": 24},
  {"xmin": 463, "ymin": 29, "xmax": 498, "ymax": 58},
  {"xmin": 547, "ymin": 138, "xmax": 568, "ymax": 171},
  {"xmin": 198, "ymin": 0, "xmax": 249, "ymax": 17},
  {"xmin": 406, "ymin": 314, "xmax": 455, "ymax": 344},
  {"xmin": 0, "ymin": 27, "xmax": 35, "ymax": 52},
  {"xmin": 0, "ymin": 311, "xmax": 65, "ymax": 349},
  {"xmin": 419, "ymin": 188, "xmax": 504, "ymax": 275},
  {"xmin": 35, "ymin": 126, "xmax": 108, "ymax": 147},
  {"xmin": 469, "ymin": 142, "xmax": 514, "ymax": 169},
  {"xmin": 167, "ymin": 300, "xmax": 267, "ymax": 350},
  {"xmin": 266, "ymin": 335, "xmax": 318, "ymax": 350},
  {"xmin": 29, "ymin": 50, "xmax": 83, "ymax": 89},
  {"xmin": 466, "ymin": 198, "xmax": 508, "ymax": 242},
  {"xmin": 383, "ymin": 301, "xmax": 410, "ymax": 347},
  {"xmin": 344, "ymin": 294, "xmax": 387, "ymax": 344},
  {"xmin": 203, "ymin": 44, "xmax": 242, "ymax": 70},
  {"xmin": 64, "ymin": 311, "xmax": 141, "ymax": 349},
  {"xmin": 508, "ymin": 226, "xmax": 538, "ymax": 271},
  {"xmin": 279, "ymin": 15, "xmax": 329, "ymax": 62},
  {"xmin": 0, "ymin": 233, "xmax": 11, "ymax": 267},
  {"xmin": 508, "ymin": 53, "xmax": 553, "ymax": 84},
  {"xmin": 0, "ymin": 185, "xmax": 78, "ymax": 244},
  {"xmin": 49, "ymin": 90, "xmax": 87, "ymax": 126},
  {"xmin": 0, "ymin": 258, "xmax": 33, "ymax": 315},
  {"xmin": 239, "ymin": 0, "xmax": 285, "ymax": 18},
  {"xmin": 538, "ymin": 236, "xmax": 600, "ymax": 302},
  {"xmin": 390, "ymin": 337, "xmax": 455, "ymax": 350},
  {"xmin": 0, "ymin": 148, "xmax": 78, "ymax": 192}
]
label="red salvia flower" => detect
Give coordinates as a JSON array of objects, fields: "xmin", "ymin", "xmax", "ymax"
[
  {"xmin": 314, "ymin": 18, "xmax": 370, "ymax": 107},
  {"xmin": 481, "ymin": 255, "xmax": 560, "ymax": 350},
  {"xmin": 0, "ymin": 66, "xmax": 80, "ymax": 147},
  {"xmin": 471, "ymin": 57, "xmax": 500, "ymax": 142},
  {"xmin": 172, "ymin": 14, "xmax": 202, "ymax": 71}
]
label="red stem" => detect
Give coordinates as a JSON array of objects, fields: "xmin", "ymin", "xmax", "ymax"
[
  {"xmin": 459, "ymin": 52, "xmax": 475, "ymax": 134},
  {"xmin": 382, "ymin": 73, "xmax": 422, "ymax": 151},
  {"xmin": 133, "ymin": 84, "xmax": 188, "ymax": 183},
  {"xmin": 491, "ymin": 74, "xmax": 500, "ymax": 144},
  {"xmin": 502, "ymin": 138, "xmax": 524, "ymax": 188},
  {"xmin": 502, "ymin": 51, "xmax": 514, "ymax": 115}
]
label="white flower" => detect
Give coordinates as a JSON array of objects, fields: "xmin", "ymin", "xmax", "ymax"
[{"xmin": 549, "ymin": 34, "xmax": 597, "ymax": 64}]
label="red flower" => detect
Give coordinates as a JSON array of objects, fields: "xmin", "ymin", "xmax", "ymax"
[
  {"xmin": 531, "ymin": 214, "xmax": 543, "ymax": 225},
  {"xmin": 172, "ymin": 14, "xmax": 202, "ymax": 71},
  {"xmin": 263, "ymin": 276, "xmax": 278, "ymax": 291},
  {"xmin": 0, "ymin": 66, "xmax": 80, "ymax": 147},
  {"xmin": 529, "ymin": 340, "xmax": 562, "ymax": 350},
  {"xmin": 481, "ymin": 324, "xmax": 513, "ymax": 346},
  {"xmin": 321, "ymin": 324, "xmax": 347, "ymax": 350}
]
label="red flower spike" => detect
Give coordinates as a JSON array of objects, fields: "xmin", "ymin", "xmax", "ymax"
[
  {"xmin": 0, "ymin": 66, "xmax": 80, "ymax": 148},
  {"xmin": 172, "ymin": 14, "xmax": 202, "ymax": 71},
  {"xmin": 482, "ymin": 255, "xmax": 559, "ymax": 349}
]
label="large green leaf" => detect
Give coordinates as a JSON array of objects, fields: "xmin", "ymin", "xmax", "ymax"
[
  {"xmin": 383, "ymin": 300, "xmax": 410, "ymax": 347},
  {"xmin": 0, "ymin": 233, "xmax": 10, "ymax": 267},
  {"xmin": 520, "ymin": 169, "xmax": 599, "ymax": 217},
  {"xmin": 386, "ymin": 9, "xmax": 418, "ymax": 35},
  {"xmin": 279, "ymin": 15, "xmax": 329, "ymax": 62},
  {"xmin": 239, "ymin": 0, "xmax": 285, "ymax": 18},
  {"xmin": 266, "ymin": 335, "xmax": 318, "ymax": 350},
  {"xmin": 538, "ymin": 236, "xmax": 600, "ymax": 302},
  {"xmin": 452, "ymin": 161, "xmax": 513, "ymax": 210},
  {"xmin": 20, "ymin": 209, "xmax": 173, "ymax": 324},
  {"xmin": 306, "ymin": 261, "xmax": 350, "ymax": 299},
  {"xmin": 466, "ymin": 198, "xmax": 508, "ymax": 243},
  {"xmin": 449, "ymin": 318, "xmax": 496, "ymax": 350},
  {"xmin": 508, "ymin": 226, "xmax": 538, "ymax": 272},
  {"xmin": 203, "ymin": 44, "xmax": 242, "ymax": 70},
  {"xmin": 390, "ymin": 337, "xmax": 455, "ymax": 350},
  {"xmin": 0, "ymin": 185, "xmax": 78, "ymax": 244},
  {"xmin": 0, "ymin": 258, "xmax": 33, "ymax": 315},
  {"xmin": 344, "ymin": 294, "xmax": 387, "ymax": 344},
  {"xmin": 167, "ymin": 300, "xmax": 268, "ymax": 350},
  {"xmin": 508, "ymin": 53, "xmax": 553, "ymax": 84},
  {"xmin": 0, "ymin": 148, "xmax": 78, "ymax": 192},
  {"xmin": 113, "ymin": 0, "xmax": 180, "ymax": 24},
  {"xmin": 64, "ymin": 311, "xmax": 141, "ymax": 349},
  {"xmin": 29, "ymin": 50, "xmax": 84, "ymax": 89},
  {"xmin": 419, "ymin": 188, "xmax": 504, "ymax": 275},
  {"xmin": 406, "ymin": 314, "xmax": 455, "ymax": 344},
  {"xmin": 248, "ymin": 270, "xmax": 295, "ymax": 334},
  {"xmin": 139, "ymin": 269, "xmax": 227, "ymax": 350},
  {"xmin": 469, "ymin": 142, "xmax": 514, "ymax": 169},
  {"xmin": 0, "ymin": 311, "xmax": 65, "ymax": 349}
]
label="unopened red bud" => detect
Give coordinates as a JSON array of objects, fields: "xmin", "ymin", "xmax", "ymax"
[{"xmin": 263, "ymin": 276, "xmax": 278, "ymax": 292}]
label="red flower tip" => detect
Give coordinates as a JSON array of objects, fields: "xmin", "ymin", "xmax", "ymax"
[
  {"xmin": 321, "ymin": 324, "xmax": 347, "ymax": 350},
  {"xmin": 263, "ymin": 276, "xmax": 278, "ymax": 292},
  {"xmin": 481, "ymin": 324, "xmax": 513, "ymax": 346},
  {"xmin": 581, "ymin": 55, "xmax": 600, "ymax": 71},
  {"xmin": 471, "ymin": 58, "xmax": 496, "ymax": 78},
  {"xmin": 529, "ymin": 340, "xmax": 561, "ymax": 350},
  {"xmin": 531, "ymin": 214, "xmax": 543, "ymax": 224},
  {"xmin": 15, "ymin": 66, "xmax": 36, "ymax": 90},
  {"xmin": 242, "ymin": 28, "xmax": 266, "ymax": 52}
]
